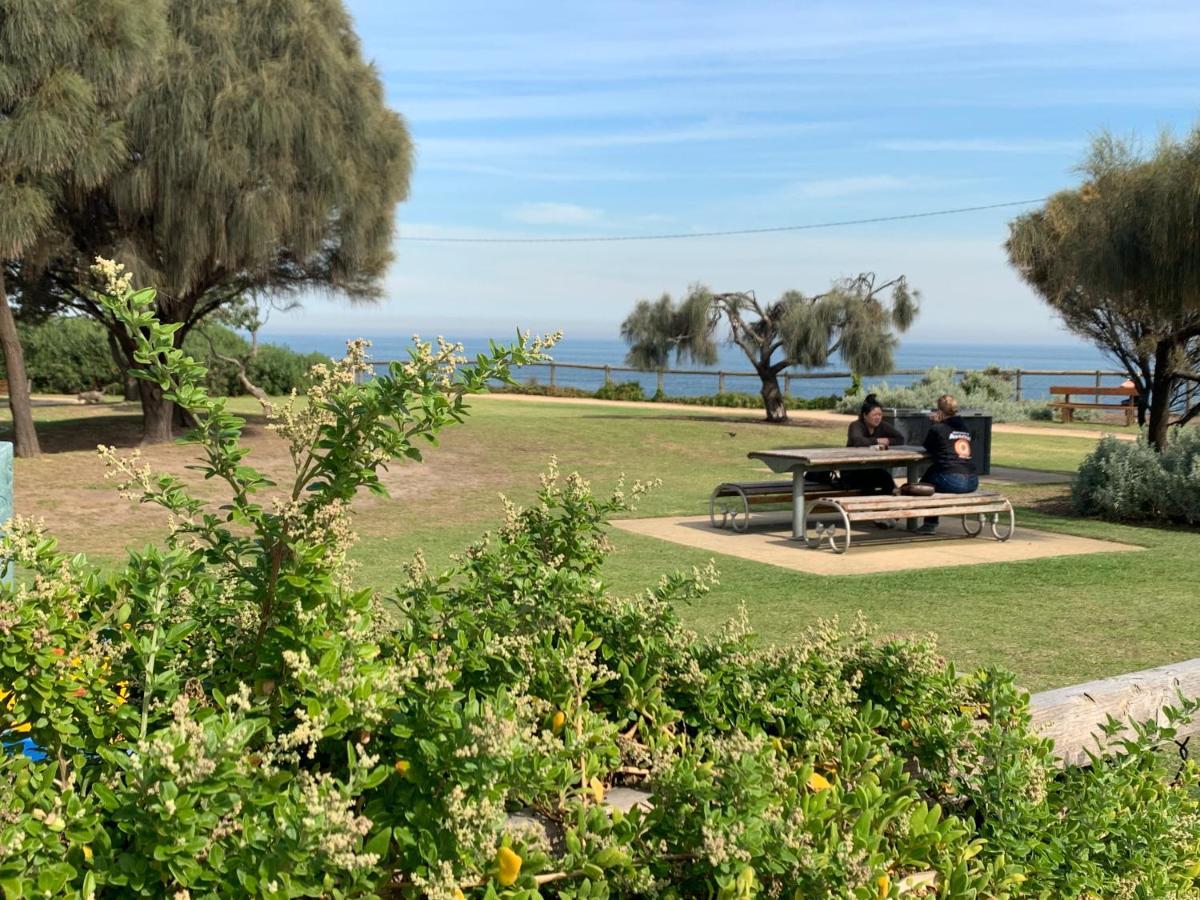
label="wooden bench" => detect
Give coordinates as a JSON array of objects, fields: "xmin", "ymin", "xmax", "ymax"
[
  {"xmin": 709, "ymin": 480, "xmax": 860, "ymax": 532},
  {"xmin": 805, "ymin": 491, "xmax": 1015, "ymax": 553},
  {"xmin": 1048, "ymin": 385, "xmax": 1138, "ymax": 426}
]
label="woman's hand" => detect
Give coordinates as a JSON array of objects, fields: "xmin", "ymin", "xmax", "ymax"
[{"xmin": 877, "ymin": 437, "xmax": 891, "ymax": 448}]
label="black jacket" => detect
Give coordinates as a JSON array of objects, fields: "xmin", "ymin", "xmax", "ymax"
[
  {"xmin": 923, "ymin": 415, "xmax": 976, "ymax": 476},
  {"xmin": 846, "ymin": 419, "xmax": 905, "ymax": 448}
]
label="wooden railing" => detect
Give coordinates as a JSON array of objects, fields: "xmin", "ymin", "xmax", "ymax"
[{"xmin": 369, "ymin": 360, "xmax": 1130, "ymax": 401}]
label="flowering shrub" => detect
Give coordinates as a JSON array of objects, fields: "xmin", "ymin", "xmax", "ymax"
[{"xmin": 1, "ymin": 265, "xmax": 1199, "ymax": 898}]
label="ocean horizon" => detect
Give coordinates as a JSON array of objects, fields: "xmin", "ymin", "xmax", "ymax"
[{"xmin": 260, "ymin": 333, "xmax": 1122, "ymax": 401}]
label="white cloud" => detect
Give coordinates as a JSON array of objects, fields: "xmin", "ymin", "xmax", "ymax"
[
  {"xmin": 783, "ymin": 175, "xmax": 969, "ymax": 199},
  {"xmin": 508, "ymin": 202, "xmax": 603, "ymax": 225},
  {"xmin": 879, "ymin": 138, "xmax": 1084, "ymax": 154}
]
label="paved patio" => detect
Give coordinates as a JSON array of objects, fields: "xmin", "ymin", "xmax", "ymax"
[{"xmin": 611, "ymin": 512, "xmax": 1141, "ymax": 576}]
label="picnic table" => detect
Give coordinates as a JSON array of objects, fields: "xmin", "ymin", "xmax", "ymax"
[{"xmin": 747, "ymin": 446, "xmax": 931, "ymax": 540}]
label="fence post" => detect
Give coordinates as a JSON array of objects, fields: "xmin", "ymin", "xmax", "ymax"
[
  {"xmin": 1014, "ymin": 369, "xmax": 1022, "ymax": 402},
  {"xmin": 604, "ymin": 365, "xmax": 611, "ymax": 387},
  {"xmin": 1095, "ymin": 370, "xmax": 1102, "ymax": 394},
  {"xmin": 784, "ymin": 373, "xmax": 792, "ymax": 396},
  {"xmin": 656, "ymin": 369, "xmax": 664, "ymax": 396},
  {"xmin": 549, "ymin": 363, "xmax": 556, "ymax": 388},
  {"xmin": 718, "ymin": 371, "xmax": 726, "ymax": 394}
]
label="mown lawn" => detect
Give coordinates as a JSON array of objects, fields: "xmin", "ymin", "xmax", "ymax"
[{"xmin": 5, "ymin": 394, "xmax": 1198, "ymax": 691}]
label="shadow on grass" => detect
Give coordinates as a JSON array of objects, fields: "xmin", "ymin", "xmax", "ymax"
[{"xmin": 1, "ymin": 410, "xmax": 273, "ymax": 455}]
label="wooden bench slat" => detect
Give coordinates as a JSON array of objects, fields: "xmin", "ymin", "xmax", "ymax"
[
  {"xmin": 827, "ymin": 491, "xmax": 1002, "ymax": 510},
  {"xmin": 1049, "ymin": 385, "xmax": 1138, "ymax": 397},
  {"xmin": 1048, "ymin": 401, "xmax": 1132, "ymax": 410},
  {"xmin": 842, "ymin": 502, "xmax": 1009, "ymax": 522}
]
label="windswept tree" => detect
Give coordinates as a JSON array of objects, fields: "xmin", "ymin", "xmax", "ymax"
[
  {"xmin": 621, "ymin": 274, "xmax": 918, "ymax": 422},
  {"xmin": 1007, "ymin": 131, "xmax": 1200, "ymax": 449},
  {"xmin": 14, "ymin": 0, "xmax": 413, "ymax": 443},
  {"xmin": 0, "ymin": 0, "xmax": 164, "ymax": 456}
]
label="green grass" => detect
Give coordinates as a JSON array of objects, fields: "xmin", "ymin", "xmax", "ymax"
[{"xmin": 7, "ymin": 394, "xmax": 1198, "ymax": 692}]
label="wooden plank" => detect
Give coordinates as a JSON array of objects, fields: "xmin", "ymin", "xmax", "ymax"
[
  {"xmin": 749, "ymin": 446, "xmax": 928, "ymax": 468},
  {"xmin": 1048, "ymin": 401, "xmax": 1133, "ymax": 410},
  {"xmin": 1029, "ymin": 658, "xmax": 1200, "ymax": 767},
  {"xmin": 1049, "ymin": 386, "xmax": 1138, "ymax": 397},
  {"xmin": 843, "ymin": 502, "xmax": 1008, "ymax": 521},
  {"xmin": 827, "ymin": 491, "xmax": 1003, "ymax": 510}
]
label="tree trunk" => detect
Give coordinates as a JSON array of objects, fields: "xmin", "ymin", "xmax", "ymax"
[
  {"xmin": 758, "ymin": 367, "xmax": 788, "ymax": 423},
  {"xmin": 107, "ymin": 330, "xmax": 138, "ymax": 400},
  {"xmin": 0, "ymin": 270, "xmax": 40, "ymax": 458},
  {"xmin": 1146, "ymin": 342, "xmax": 1174, "ymax": 450},
  {"xmin": 138, "ymin": 377, "xmax": 174, "ymax": 444}
]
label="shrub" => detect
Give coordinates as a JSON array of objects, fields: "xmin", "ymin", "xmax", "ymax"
[
  {"xmin": 12, "ymin": 316, "xmax": 122, "ymax": 393},
  {"xmin": 2, "ymin": 267, "xmax": 1198, "ymax": 898},
  {"xmin": 594, "ymin": 380, "xmax": 645, "ymax": 401},
  {"xmin": 1073, "ymin": 429, "xmax": 1200, "ymax": 523},
  {"xmin": 839, "ymin": 366, "xmax": 1050, "ymax": 422}
]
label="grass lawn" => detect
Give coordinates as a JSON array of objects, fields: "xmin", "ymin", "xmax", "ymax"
[{"xmin": 4, "ymin": 393, "xmax": 1198, "ymax": 692}]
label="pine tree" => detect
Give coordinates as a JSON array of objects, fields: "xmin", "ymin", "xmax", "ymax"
[
  {"xmin": 16, "ymin": 0, "xmax": 413, "ymax": 443},
  {"xmin": 0, "ymin": 0, "xmax": 164, "ymax": 456}
]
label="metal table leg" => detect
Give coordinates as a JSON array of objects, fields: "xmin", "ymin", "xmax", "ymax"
[{"xmin": 791, "ymin": 467, "xmax": 807, "ymax": 541}]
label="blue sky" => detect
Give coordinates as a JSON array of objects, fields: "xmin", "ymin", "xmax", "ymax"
[{"xmin": 268, "ymin": 1, "xmax": 1200, "ymax": 344}]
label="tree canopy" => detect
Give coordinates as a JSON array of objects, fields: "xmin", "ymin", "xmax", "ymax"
[
  {"xmin": 13, "ymin": 0, "xmax": 413, "ymax": 442},
  {"xmin": 1007, "ymin": 130, "xmax": 1200, "ymax": 448},
  {"xmin": 0, "ymin": 0, "xmax": 164, "ymax": 455},
  {"xmin": 621, "ymin": 274, "xmax": 918, "ymax": 421}
]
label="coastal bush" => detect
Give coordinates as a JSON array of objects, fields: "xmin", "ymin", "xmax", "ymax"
[
  {"xmin": 2, "ymin": 266, "xmax": 1199, "ymax": 898},
  {"xmin": 594, "ymin": 380, "xmax": 646, "ymax": 401},
  {"xmin": 1073, "ymin": 430, "xmax": 1200, "ymax": 523},
  {"xmin": 839, "ymin": 367, "xmax": 1049, "ymax": 422},
  {"xmin": 5, "ymin": 315, "xmax": 327, "ymax": 397}
]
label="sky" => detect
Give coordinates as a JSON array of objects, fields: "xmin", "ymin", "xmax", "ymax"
[{"xmin": 265, "ymin": 0, "xmax": 1200, "ymax": 346}]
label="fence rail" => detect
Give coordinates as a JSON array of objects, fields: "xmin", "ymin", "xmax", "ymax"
[{"xmin": 369, "ymin": 359, "xmax": 1129, "ymax": 402}]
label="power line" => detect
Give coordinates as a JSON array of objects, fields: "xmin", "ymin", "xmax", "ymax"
[{"xmin": 400, "ymin": 198, "xmax": 1047, "ymax": 244}]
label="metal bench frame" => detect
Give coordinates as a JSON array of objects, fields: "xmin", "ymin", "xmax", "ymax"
[
  {"xmin": 805, "ymin": 491, "xmax": 1015, "ymax": 554},
  {"xmin": 709, "ymin": 480, "xmax": 859, "ymax": 532}
]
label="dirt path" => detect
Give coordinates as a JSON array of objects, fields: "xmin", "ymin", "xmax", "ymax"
[{"xmin": 478, "ymin": 393, "xmax": 1138, "ymax": 441}]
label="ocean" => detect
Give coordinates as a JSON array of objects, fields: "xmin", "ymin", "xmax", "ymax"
[{"xmin": 262, "ymin": 333, "xmax": 1120, "ymax": 401}]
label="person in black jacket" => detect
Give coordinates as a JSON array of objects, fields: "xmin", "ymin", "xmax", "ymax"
[
  {"xmin": 916, "ymin": 394, "xmax": 979, "ymax": 534},
  {"xmin": 843, "ymin": 393, "xmax": 905, "ymax": 495}
]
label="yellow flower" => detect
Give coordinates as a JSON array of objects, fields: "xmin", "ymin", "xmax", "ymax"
[
  {"xmin": 82, "ymin": 845, "xmax": 94, "ymax": 863},
  {"xmin": 589, "ymin": 777, "xmax": 605, "ymax": 804},
  {"xmin": 496, "ymin": 846, "xmax": 522, "ymax": 886},
  {"xmin": 551, "ymin": 710, "xmax": 566, "ymax": 733},
  {"xmin": 876, "ymin": 874, "xmax": 890, "ymax": 899},
  {"xmin": 394, "ymin": 759, "xmax": 411, "ymax": 776},
  {"xmin": 807, "ymin": 772, "xmax": 832, "ymax": 792},
  {"xmin": 454, "ymin": 891, "xmax": 465, "ymax": 900}
]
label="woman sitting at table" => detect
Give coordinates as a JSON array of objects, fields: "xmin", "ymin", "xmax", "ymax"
[
  {"xmin": 916, "ymin": 393, "xmax": 979, "ymax": 534},
  {"xmin": 841, "ymin": 394, "xmax": 905, "ymax": 496}
]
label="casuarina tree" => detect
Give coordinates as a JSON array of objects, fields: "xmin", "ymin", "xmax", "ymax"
[
  {"xmin": 620, "ymin": 274, "xmax": 918, "ymax": 422},
  {"xmin": 13, "ymin": 0, "xmax": 413, "ymax": 443},
  {"xmin": 0, "ymin": 0, "xmax": 164, "ymax": 456},
  {"xmin": 1007, "ymin": 130, "xmax": 1200, "ymax": 450}
]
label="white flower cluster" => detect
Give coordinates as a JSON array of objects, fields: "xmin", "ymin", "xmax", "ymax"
[{"xmin": 89, "ymin": 256, "xmax": 134, "ymax": 295}]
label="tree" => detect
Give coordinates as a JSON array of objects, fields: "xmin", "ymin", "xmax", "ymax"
[
  {"xmin": 0, "ymin": 0, "xmax": 164, "ymax": 456},
  {"xmin": 620, "ymin": 274, "xmax": 919, "ymax": 422},
  {"xmin": 1007, "ymin": 131, "xmax": 1200, "ymax": 449},
  {"xmin": 13, "ymin": 0, "xmax": 412, "ymax": 443}
]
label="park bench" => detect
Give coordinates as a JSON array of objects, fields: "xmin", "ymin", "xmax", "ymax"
[
  {"xmin": 708, "ymin": 480, "xmax": 859, "ymax": 532},
  {"xmin": 805, "ymin": 491, "xmax": 1015, "ymax": 554},
  {"xmin": 1049, "ymin": 385, "xmax": 1138, "ymax": 426}
]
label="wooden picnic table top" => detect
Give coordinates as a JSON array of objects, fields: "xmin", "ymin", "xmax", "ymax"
[
  {"xmin": 1050, "ymin": 385, "xmax": 1138, "ymax": 397},
  {"xmin": 748, "ymin": 445, "xmax": 930, "ymax": 473}
]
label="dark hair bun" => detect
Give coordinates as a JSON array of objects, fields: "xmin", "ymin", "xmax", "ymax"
[{"xmin": 864, "ymin": 393, "xmax": 878, "ymax": 404}]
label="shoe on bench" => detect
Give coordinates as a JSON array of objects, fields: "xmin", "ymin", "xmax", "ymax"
[
  {"xmin": 915, "ymin": 522, "xmax": 938, "ymax": 535},
  {"xmin": 873, "ymin": 519, "xmax": 898, "ymax": 529}
]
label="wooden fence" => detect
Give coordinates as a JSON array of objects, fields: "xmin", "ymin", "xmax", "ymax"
[{"xmin": 369, "ymin": 360, "xmax": 1134, "ymax": 402}]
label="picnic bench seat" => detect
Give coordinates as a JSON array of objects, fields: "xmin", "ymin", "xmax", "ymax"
[
  {"xmin": 805, "ymin": 491, "xmax": 1015, "ymax": 554},
  {"xmin": 709, "ymin": 480, "xmax": 860, "ymax": 532},
  {"xmin": 1049, "ymin": 385, "xmax": 1138, "ymax": 426}
]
